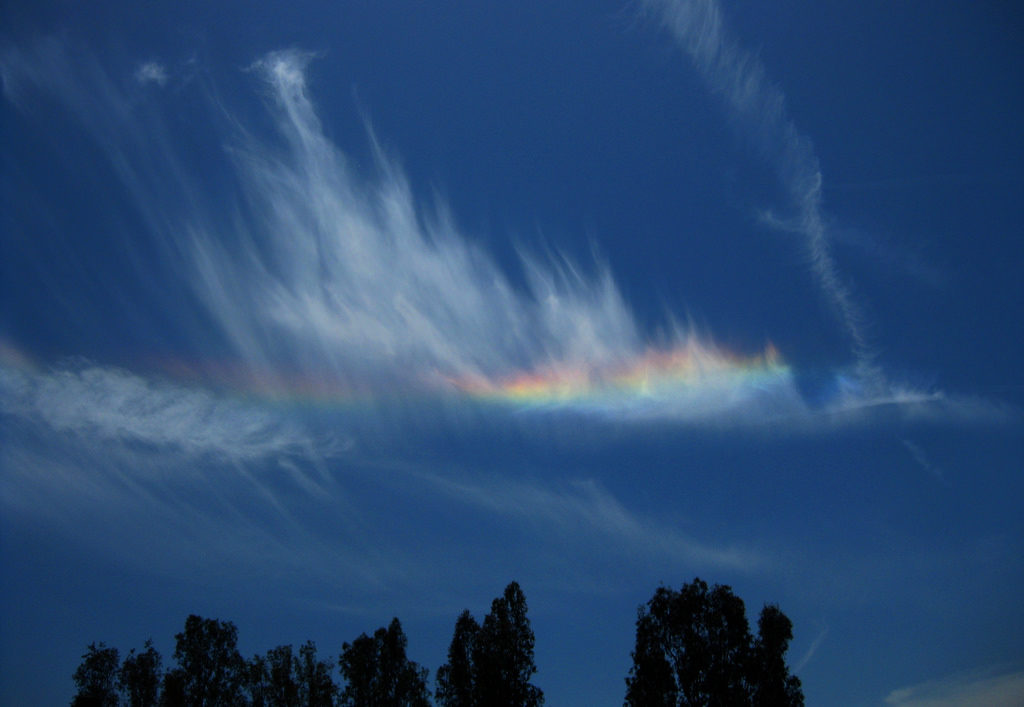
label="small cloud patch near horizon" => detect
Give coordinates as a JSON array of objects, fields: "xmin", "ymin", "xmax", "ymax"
[{"xmin": 886, "ymin": 667, "xmax": 1024, "ymax": 707}]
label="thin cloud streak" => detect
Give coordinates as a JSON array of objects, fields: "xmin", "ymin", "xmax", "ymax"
[
  {"xmin": 0, "ymin": 383, "xmax": 760, "ymax": 600},
  {"xmin": 794, "ymin": 626, "xmax": 828, "ymax": 673},
  {"xmin": 885, "ymin": 667, "xmax": 1024, "ymax": 707},
  {"xmin": 0, "ymin": 442, "xmax": 392, "ymax": 595},
  {"xmin": 0, "ymin": 360, "xmax": 308, "ymax": 461},
  {"xmin": 644, "ymin": 0, "xmax": 878, "ymax": 382},
  {"xmin": 901, "ymin": 439, "xmax": 944, "ymax": 482},
  {"xmin": 401, "ymin": 467, "xmax": 765, "ymax": 573}
]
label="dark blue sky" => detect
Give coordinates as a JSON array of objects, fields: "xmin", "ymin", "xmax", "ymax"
[{"xmin": 2, "ymin": 1, "xmax": 1023, "ymax": 704}]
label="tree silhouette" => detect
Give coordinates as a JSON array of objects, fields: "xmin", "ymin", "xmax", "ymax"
[
  {"xmin": 338, "ymin": 617, "xmax": 430, "ymax": 707},
  {"xmin": 118, "ymin": 640, "xmax": 162, "ymax": 707},
  {"xmin": 436, "ymin": 610, "xmax": 480, "ymax": 706},
  {"xmin": 625, "ymin": 578, "xmax": 803, "ymax": 706},
  {"xmin": 247, "ymin": 652, "xmax": 273, "ymax": 707},
  {"xmin": 751, "ymin": 606, "xmax": 803, "ymax": 707},
  {"xmin": 71, "ymin": 583, "xmax": 552, "ymax": 706},
  {"xmin": 167, "ymin": 614, "xmax": 246, "ymax": 706},
  {"xmin": 157, "ymin": 669, "xmax": 184, "ymax": 707},
  {"xmin": 436, "ymin": 582, "xmax": 543, "ymax": 707},
  {"xmin": 71, "ymin": 642, "xmax": 120, "ymax": 707},
  {"xmin": 295, "ymin": 640, "xmax": 337, "ymax": 706},
  {"xmin": 247, "ymin": 641, "xmax": 337, "ymax": 706}
]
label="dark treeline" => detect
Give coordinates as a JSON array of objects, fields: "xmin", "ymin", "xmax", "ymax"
[{"xmin": 71, "ymin": 579, "xmax": 802, "ymax": 706}]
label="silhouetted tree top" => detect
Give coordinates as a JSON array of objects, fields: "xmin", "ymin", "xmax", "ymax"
[
  {"xmin": 71, "ymin": 642, "xmax": 120, "ymax": 707},
  {"xmin": 72, "ymin": 615, "xmax": 343, "ymax": 707},
  {"xmin": 625, "ymin": 578, "xmax": 803, "ymax": 707},
  {"xmin": 248, "ymin": 645, "xmax": 296, "ymax": 707},
  {"xmin": 118, "ymin": 639, "xmax": 162, "ymax": 707},
  {"xmin": 297, "ymin": 640, "xmax": 337, "ymax": 706},
  {"xmin": 67, "ymin": 578, "xmax": 796, "ymax": 706},
  {"xmin": 157, "ymin": 668, "xmax": 184, "ymax": 707},
  {"xmin": 437, "ymin": 581, "xmax": 544, "ymax": 707},
  {"xmin": 751, "ymin": 606, "xmax": 803, "ymax": 707},
  {"xmin": 436, "ymin": 610, "xmax": 479, "ymax": 707},
  {"xmin": 338, "ymin": 617, "xmax": 430, "ymax": 707},
  {"xmin": 170, "ymin": 614, "xmax": 246, "ymax": 707}
]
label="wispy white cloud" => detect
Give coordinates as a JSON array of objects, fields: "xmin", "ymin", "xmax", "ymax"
[
  {"xmin": 0, "ymin": 379, "xmax": 758, "ymax": 602},
  {"xmin": 0, "ymin": 361, "xmax": 308, "ymax": 461},
  {"xmin": 189, "ymin": 49, "xmax": 975, "ymax": 428},
  {"xmin": 885, "ymin": 667, "xmax": 1024, "ymax": 707},
  {"xmin": 1, "ymin": 38, "xmax": 133, "ymax": 132},
  {"xmin": 134, "ymin": 61, "xmax": 168, "ymax": 87},
  {"xmin": 794, "ymin": 625, "xmax": 827, "ymax": 673},
  {"xmin": 404, "ymin": 468, "xmax": 764, "ymax": 572},
  {"xmin": 757, "ymin": 213, "xmax": 945, "ymax": 290},
  {"xmin": 901, "ymin": 439, "xmax": 944, "ymax": 482},
  {"xmin": 0, "ymin": 440, "xmax": 394, "ymax": 597},
  {"xmin": 1, "ymin": 40, "xmax": 1007, "ymax": 434},
  {"xmin": 0, "ymin": 26, "xmax": 1018, "ymax": 641},
  {"xmin": 829, "ymin": 224, "xmax": 945, "ymax": 289},
  {"xmin": 643, "ymin": 0, "xmax": 877, "ymax": 383},
  {"xmin": 191, "ymin": 49, "xmax": 640, "ymax": 388}
]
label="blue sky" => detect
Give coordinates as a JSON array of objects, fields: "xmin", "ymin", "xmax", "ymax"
[{"xmin": 2, "ymin": 1, "xmax": 1022, "ymax": 704}]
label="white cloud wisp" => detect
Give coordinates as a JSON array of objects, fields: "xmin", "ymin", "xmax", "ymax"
[
  {"xmin": 885, "ymin": 667, "xmax": 1024, "ymax": 707},
  {"xmin": 134, "ymin": 61, "xmax": 168, "ymax": 87},
  {"xmin": 1, "ymin": 40, "xmax": 1004, "ymax": 437},
  {"xmin": 190, "ymin": 50, "xmax": 641, "ymax": 390},
  {"xmin": 644, "ymin": 0, "xmax": 878, "ymax": 385},
  {"xmin": 0, "ymin": 359, "xmax": 309, "ymax": 461},
  {"xmin": 184, "ymin": 50, "xmax": 941, "ymax": 427}
]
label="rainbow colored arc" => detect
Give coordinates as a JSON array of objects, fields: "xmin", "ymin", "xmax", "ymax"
[{"xmin": 445, "ymin": 342, "xmax": 789, "ymax": 408}]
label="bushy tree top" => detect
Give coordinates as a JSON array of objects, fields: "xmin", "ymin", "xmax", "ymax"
[{"xmin": 625, "ymin": 578, "xmax": 803, "ymax": 707}]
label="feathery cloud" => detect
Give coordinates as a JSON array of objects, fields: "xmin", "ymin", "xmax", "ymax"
[
  {"xmin": 194, "ymin": 49, "xmax": 640, "ymax": 386},
  {"xmin": 134, "ymin": 61, "xmax": 168, "ymax": 87},
  {"xmin": 0, "ymin": 360, "xmax": 308, "ymax": 461},
  {"xmin": 407, "ymin": 469, "xmax": 763, "ymax": 572},
  {"xmin": 901, "ymin": 439, "xmax": 944, "ymax": 482},
  {"xmin": 0, "ymin": 40, "xmax": 1005, "ymax": 436},
  {"xmin": 885, "ymin": 667, "xmax": 1024, "ymax": 707},
  {"xmin": 643, "ymin": 0, "xmax": 877, "ymax": 382}
]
